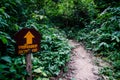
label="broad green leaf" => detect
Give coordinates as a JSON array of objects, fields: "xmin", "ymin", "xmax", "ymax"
[
  {"xmin": 0, "ymin": 8, "xmax": 5, "ymax": 14},
  {"xmin": 10, "ymin": 66, "xmax": 16, "ymax": 73},
  {"xmin": 34, "ymin": 68, "xmax": 42, "ymax": 73},
  {"xmin": 99, "ymin": 42, "xmax": 109, "ymax": 48},
  {"xmin": 0, "ymin": 64, "xmax": 8, "ymax": 69},
  {"xmin": 14, "ymin": 24, "xmax": 19, "ymax": 31},
  {"xmin": 1, "ymin": 56, "xmax": 12, "ymax": 63},
  {"xmin": 0, "ymin": 36, "xmax": 8, "ymax": 44},
  {"xmin": 34, "ymin": 67, "xmax": 47, "ymax": 77}
]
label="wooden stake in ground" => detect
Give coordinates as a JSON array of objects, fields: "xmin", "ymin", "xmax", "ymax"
[{"xmin": 26, "ymin": 50, "xmax": 32, "ymax": 80}]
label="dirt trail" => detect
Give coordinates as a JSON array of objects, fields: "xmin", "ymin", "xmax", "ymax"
[{"xmin": 61, "ymin": 40, "xmax": 102, "ymax": 80}]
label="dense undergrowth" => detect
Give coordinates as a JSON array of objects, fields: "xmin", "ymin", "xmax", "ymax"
[
  {"xmin": 63, "ymin": 1, "xmax": 120, "ymax": 80},
  {"xmin": 0, "ymin": 0, "xmax": 71, "ymax": 80},
  {"xmin": 76, "ymin": 7, "xmax": 120, "ymax": 80},
  {"xmin": 0, "ymin": 0, "xmax": 120, "ymax": 80}
]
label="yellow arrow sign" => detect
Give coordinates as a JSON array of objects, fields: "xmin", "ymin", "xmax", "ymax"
[{"xmin": 24, "ymin": 31, "xmax": 35, "ymax": 44}]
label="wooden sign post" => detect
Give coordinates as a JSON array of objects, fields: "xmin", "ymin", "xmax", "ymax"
[
  {"xmin": 26, "ymin": 49, "xmax": 32, "ymax": 80},
  {"xmin": 14, "ymin": 28, "xmax": 41, "ymax": 80}
]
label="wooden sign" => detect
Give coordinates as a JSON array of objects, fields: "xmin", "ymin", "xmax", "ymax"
[
  {"xmin": 14, "ymin": 28, "xmax": 41, "ymax": 80},
  {"xmin": 14, "ymin": 28, "xmax": 41, "ymax": 54}
]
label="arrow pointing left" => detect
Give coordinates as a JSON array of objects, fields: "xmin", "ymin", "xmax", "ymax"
[{"xmin": 24, "ymin": 31, "xmax": 35, "ymax": 44}]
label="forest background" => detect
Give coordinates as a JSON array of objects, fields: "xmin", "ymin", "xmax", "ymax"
[{"xmin": 0, "ymin": 0, "xmax": 120, "ymax": 80}]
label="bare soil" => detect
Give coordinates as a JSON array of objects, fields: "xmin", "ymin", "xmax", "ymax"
[
  {"xmin": 60, "ymin": 40, "xmax": 102, "ymax": 80},
  {"xmin": 51, "ymin": 40, "xmax": 108, "ymax": 80}
]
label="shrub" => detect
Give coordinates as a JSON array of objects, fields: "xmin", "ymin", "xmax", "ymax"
[
  {"xmin": 0, "ymin": 0, "xmax": 71, "ymax": 80},
  {"xmin": 75, "ymin": 6, "xmax": 120, "ymax": 80}
]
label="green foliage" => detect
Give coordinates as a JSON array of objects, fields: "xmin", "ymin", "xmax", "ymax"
[
  {"xmin": 30, "ymin": 21, "xmax": 71, "ymax": 78},
  {"xmin": 0, "ymin": 0, "xmax": 71, "ymax": 80},
  {"xmin": 94, "ymin": 0, "xmax": 120, "ymax": 11},
  {"xmin": 43, "ymin": 0, "xmax": 96, "ymax": 28},
  {"xmin": 61, "ymin": 0, "xmax": 120, "ymax": 79},
  {"xmin": 41, "ymin": 1, "xmax": 120, "ymax": 79},
  {"xmin": 0, "ymin": 0, "xmax": 119, "ymax": 79},
  {"xmin": 72, "ymin": 6, "xmax": 120, "ymax": 80}
]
